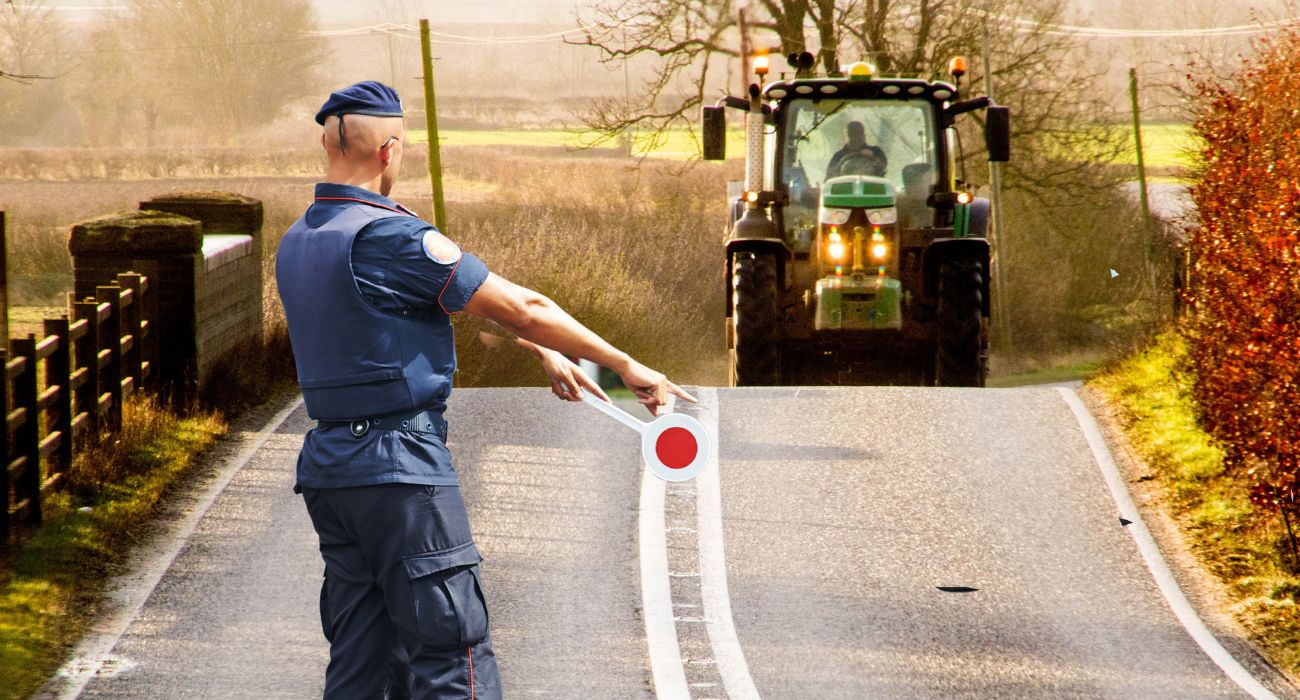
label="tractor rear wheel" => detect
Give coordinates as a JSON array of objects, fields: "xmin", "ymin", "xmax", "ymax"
[
  {"xmin": 935, "ymin": 258, "xmax": 988, "ymax": 387},
  {"xmin": 729, "ymin": 251, "xmax": 780, "ymax": 386}
]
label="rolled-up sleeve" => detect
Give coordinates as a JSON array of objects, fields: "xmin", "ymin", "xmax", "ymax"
[
  {"xmin": 351, "ymin": 218, "xmax": 491, "ymax": 316},
  {"xmin": 435, "ymin": 251, "xmax": 489, "ymax": 315}
]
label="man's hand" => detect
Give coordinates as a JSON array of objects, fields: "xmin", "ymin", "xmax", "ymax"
[
  {"xmin": 536, "ymin": 348, "xmax": 610, "ymax": 403},
  {"xmin": 617, "ymin": 359, "xmax": 697, "ymax": 416},
  {"xmin": 463, "ymin": 272, "xmax": 696, "ymax": 414}
]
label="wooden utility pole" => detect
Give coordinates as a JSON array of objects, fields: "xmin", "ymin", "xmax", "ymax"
[
  {"xmin": 982, "ymin": 22, "xmax": 1011, "ymax": 354},
  {"xmin": 419, "ymin": 19, "xmax": 446, "ymax": 232},
  {"xmin": 1129, "ymin": 67, "xmax": 1158, "ymax": 306},
  {"xmin": 386, "ymin": 29, "xmax": 397, "ymax": 87}
]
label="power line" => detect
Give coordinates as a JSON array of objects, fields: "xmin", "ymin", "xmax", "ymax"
[{"xmin": 987, "ymin": 10, "xmax": 1300, "ymax": 39}]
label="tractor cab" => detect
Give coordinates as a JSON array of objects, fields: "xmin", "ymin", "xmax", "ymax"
[{"xmin": 702, "ymin": 55, "xmax": 1011, "ymax": 387}]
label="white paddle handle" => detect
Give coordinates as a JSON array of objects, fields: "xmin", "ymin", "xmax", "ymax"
[{"xmin": 580, "ymin": 391, "xmax": 648, "ymax": 435}]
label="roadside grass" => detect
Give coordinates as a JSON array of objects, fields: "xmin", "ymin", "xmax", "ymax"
[
  {"xmin": 1089, "ymin": 331, "xmax": 1300, "ymax": 676},
  {"xmin": 0, "ymin": 397, "xmax": 226, "ymax": 699},
  {"xmin": 987, "ymin": 359, "xmax": 1100, "ymax": 388}
]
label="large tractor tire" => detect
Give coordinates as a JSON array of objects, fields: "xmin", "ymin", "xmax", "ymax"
[
  {"xmin": 729, "ymin": 251, "xmax": 781, "ymax": 386},
  {"xmin": 935, "ymin": 258, "xmax": 988, "ymax": 387}
]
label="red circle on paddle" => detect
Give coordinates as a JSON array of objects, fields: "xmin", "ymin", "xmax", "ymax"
[{"xmin": 654, "ymin": 427, "xmax": 698, "ymax": 469}]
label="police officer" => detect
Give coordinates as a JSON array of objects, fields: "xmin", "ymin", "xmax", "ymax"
[{"xmin": 276, "ymin": 81, "xmax": 696, "ymax": 699}]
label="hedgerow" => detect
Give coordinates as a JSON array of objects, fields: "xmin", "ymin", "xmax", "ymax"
[{"xmin": 1187, "ymin": 28, "xmax": 1300, "ymax": 562}]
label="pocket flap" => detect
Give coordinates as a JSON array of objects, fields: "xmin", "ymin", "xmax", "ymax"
[
  {"xmin": 402, "ymin": 542, "xmax": 482, "ymax": 579},
  {"xmin": 300, "ymin": 367, "xmax": 404, "ymax": 389}
]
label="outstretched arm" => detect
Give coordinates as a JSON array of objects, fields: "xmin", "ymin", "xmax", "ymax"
[
  {"xmin": 463, "ymin": 272, "xmax": 696, "ymax": 415},
  {"xmin": 478, "ymin": 320, "xmax": 610, "ymax": 403}
]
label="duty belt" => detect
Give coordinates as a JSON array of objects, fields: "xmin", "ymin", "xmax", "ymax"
[{"xmin": 317, "ymin": 408, "xmax": 447, "ymax": 439}]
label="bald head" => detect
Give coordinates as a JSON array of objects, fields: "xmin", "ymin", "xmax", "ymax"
[{"xmin": 322, "ymin": 114, "xmax": 405, "ymax": 196}]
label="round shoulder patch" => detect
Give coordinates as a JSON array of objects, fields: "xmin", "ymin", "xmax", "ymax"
[{"xmin": 422, "ymin": 229, "xmax": 462, "ymax": 265}]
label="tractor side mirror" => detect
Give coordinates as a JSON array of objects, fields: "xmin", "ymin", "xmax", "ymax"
[
  {"xmin": 702, "ymin": 106, "xmax": 726, "ymax": 161},
  {"xmin": 986, "ymin": 106, "xmax": 1011, "ymax": 162}
]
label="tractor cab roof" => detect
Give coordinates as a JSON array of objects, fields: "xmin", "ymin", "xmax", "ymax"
[{"xmin": 762, "ymin": 78, "xmax": 959, "ymax": 105}]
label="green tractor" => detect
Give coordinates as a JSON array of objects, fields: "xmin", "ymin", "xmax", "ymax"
[{"xmin": 704, "ymin": 54, "xmax": 1011, "ymax": 387}]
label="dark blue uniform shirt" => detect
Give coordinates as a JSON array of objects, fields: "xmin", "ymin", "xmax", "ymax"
[{"xmin": 293, "ymin": 183, "xmax": 489, "ymax": 490}]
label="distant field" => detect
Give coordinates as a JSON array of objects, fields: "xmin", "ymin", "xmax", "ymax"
[
  {"xmin": 409, "ymin": 128, "xmax": 746, "ymax": 159},
  {"xmin": 415, "ymin": 122, "xmax": 1199, "ymax": 168},
  {"xmin": 1125, "ymin": 122, "xmax": 1199, "ymax": 171}
]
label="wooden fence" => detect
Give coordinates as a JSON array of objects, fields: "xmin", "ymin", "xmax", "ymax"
[{"xmin": 0, "ymin": 212, "xmax": 158, "ymax": 545}]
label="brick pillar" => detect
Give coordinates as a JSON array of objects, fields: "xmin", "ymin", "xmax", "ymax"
[
  {"xmin": 68, "ymin": 210, "xmax": 202, "ymax": 403},
  {"xmin": 140, "ymin": 190, "xmax": 264, "ymax": 340},
  {"xmin": 139, "ymin": 191, "xmax": 263, "ymax": 238},
  {"xmin": 139, "ymin": 192, "xmax": 265, "ymax": 393}
]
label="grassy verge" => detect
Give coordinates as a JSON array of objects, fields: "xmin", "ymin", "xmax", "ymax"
[
  {"xmin": 0, "ymin": 397, "xmax": 226, "ymax": 699},
  {"xmin": 987, "ymin": 359, "xmax": 1100, "ymax": 388},
  {"xmin": 1088, "ymin": 331, "xmax": 1300, "ymax": 676}
]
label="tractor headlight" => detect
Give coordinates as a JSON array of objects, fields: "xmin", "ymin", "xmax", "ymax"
[
  {"xmin": 866, "ymin": 207, "xmax": 897, "ymax": 225},
  {"xmin": 820, "ymin": 207, "xmax": 851, "ymax": 225},
  {"xmin": 828, "ymin": 242, "xmax": 846, "ymax": 260}
]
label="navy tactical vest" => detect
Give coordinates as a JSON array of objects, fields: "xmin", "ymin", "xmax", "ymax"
[{"xmin": 276, "ymin": 205, "xmax": 456, "ymax": 421}]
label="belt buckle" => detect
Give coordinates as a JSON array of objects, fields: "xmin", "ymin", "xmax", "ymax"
[{"xmin": 349, "ymin": 419, "xmax": 370, "ymax": 437}]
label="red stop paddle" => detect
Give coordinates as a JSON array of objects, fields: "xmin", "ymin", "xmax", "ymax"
[{"xmin": 580, "ymin": 391, "xmax": 711, "ymax": 482}]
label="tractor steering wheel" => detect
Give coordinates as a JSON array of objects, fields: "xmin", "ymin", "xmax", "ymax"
[{"xmin": 837, "ymin": 152, "xmax": 886, "ymax": 178}]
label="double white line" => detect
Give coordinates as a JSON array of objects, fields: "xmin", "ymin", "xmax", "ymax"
[{"xmin": 639, "ymin": 387, "xmax": 760, "ymax": 700}]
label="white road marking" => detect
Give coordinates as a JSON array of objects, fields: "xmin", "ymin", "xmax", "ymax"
[
  {"xmin": 1058, "ymin": 388, "xmax": 1278, "ymax": 700},
  {"xmin": 44, "ymin": 396, "xmax": 305, "ymax": 700},
  {"xmin": 694, "ymin": 387, "xmax": 762, "ymax": 700},
  {"xmin": 639, "ymin": 454, "xmax": 691, "ymax": 699},
  {"xmin": 56, "ymin": 654, "xmax": 137, "ymax": 681}
]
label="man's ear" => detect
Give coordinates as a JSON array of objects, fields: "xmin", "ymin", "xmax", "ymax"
[{"xmin": 379, "ymin": 139, "xmax": 395, "ymax": 166}]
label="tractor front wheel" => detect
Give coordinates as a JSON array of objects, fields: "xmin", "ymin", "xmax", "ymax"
[
  {"xmin": 935, "ymin": 258, "xmax": 988, "ymax": 387},
  {"xmin": 729, "ymin": 251, "xmax": 781, "ymax": 386}
]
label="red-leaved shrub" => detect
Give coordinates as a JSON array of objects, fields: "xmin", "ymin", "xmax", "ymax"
[{"xmin": 1187, "ymin": 29, "xmax": 1300, "ymax": 531}]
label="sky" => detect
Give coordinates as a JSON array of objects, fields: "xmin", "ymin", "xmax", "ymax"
[{"xmin": 42, "ymin": 0, "xmax": 588, "ymax": 26}]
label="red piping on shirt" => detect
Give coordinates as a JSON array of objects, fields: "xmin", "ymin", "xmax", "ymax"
[
  {"xmin": 468, "ymin": 646, "xmax": 475, "ymax": 699},
  {"xmin": 436, "ymin": 255, "xmax": 463, "ymax": 316},
  {"xmin": 313, "ymin": 196, "xmax": 412, "ymax": 216}
]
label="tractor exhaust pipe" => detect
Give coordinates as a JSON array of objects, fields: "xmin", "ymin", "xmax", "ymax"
[{"xmin": 744, "ymin": 83, "xmax": 764, "ymax": 201}]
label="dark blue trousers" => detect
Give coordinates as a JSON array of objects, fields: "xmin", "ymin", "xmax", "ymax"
[{"xmin": 301, "ymin": 484, "xmax": 501, "ymax": 699}]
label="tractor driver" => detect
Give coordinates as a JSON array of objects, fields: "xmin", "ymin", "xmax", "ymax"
[
  {"xmin": 826, "ymin": 120, "xmax": 887, "ymax": 179},
  {"xmin": 275, "ymin": 81, "xmax": 696, "ymax": 699}
]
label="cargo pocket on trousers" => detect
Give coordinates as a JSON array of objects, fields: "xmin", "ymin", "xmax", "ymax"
[
  {"xmin": 402, "ymin": 542, "xmax": 488, "ymax": 651},
  {"xmin": 319, "ymin": 574, "xmax": 335, "ymax": 643}
]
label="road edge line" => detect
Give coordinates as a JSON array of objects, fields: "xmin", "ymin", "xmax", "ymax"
[
  {"xmin": 639, "ymin": 430, "xmax": 690, "ymax": 699},
  {"xmin": 45, "ymin": 395, "xmax": 305, "ymax": 700},
  {"xmin": 695, "ymin": 387, "xmax": 762, "ymax": 700},
  {"xmin": 1057, "ymin": 387, "xmax": 1277, "ymax": 700}
]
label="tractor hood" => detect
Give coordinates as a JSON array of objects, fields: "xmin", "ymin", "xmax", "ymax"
[{"xmin": 821, "ymin": 175, "xmax": 896, "ymax": 209}]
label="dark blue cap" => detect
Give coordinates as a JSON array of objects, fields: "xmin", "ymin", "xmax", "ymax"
[{"xmin": 314, "ymin": 81, "xmax": 404, "ymax": 125}]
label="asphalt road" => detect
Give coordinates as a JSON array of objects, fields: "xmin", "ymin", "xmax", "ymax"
[{"xmin": 39, "ymin": 386, "xmax": 1297, "ymax": 699}]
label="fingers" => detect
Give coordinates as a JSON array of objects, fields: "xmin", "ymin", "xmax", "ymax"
[
  {"xmin": 669, "ymin": 381, "xmax": 698, "ymax": 402},
  {"xmin": 555, "ymin": 376, "xmax": 581, "ymax": 401},
  {"xmin": 574, "ymin": 370, "xmax": 611, "ymax": 402}
]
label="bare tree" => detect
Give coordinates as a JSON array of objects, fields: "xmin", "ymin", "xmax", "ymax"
[
  {"xmin": 574, "ymin": 0, "xmax": 1124, "ymax": 197},
  {"xmin": 121, "ymin": 0, "xmax": 326, "ymax": 136},
  {"xmin": 0, "ymin": 0, "xmax": 64, "ymax": 82}
]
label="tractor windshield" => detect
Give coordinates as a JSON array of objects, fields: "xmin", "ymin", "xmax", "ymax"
[{"xmin": 780, "ymin": 98, "xmax": 938, "ymax": 237}]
